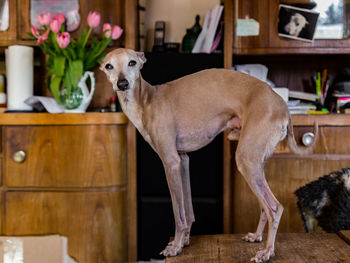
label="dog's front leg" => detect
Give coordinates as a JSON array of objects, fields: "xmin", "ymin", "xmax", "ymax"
[
  {"xmin": 180, "ymin": 152, "xmax": 195, "ymax": 246},
  {"xmin": 159, "ymin": 153, "xmax": 188, "ymax": 257}
]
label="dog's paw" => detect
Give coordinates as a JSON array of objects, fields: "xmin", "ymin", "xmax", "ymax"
[
  {"xmin": 250, "ymin": 247, "xmax": 275, "ymax": 263},
  {"xmin": 160, "ymin": 243, "xmax": 182, "ymax": 257},
  {"xmin": 242, "ymin": 232, "xmax": 263, "ymax": 243}
]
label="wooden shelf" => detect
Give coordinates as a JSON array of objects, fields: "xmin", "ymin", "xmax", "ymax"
[
  {"xmin": 0, "ymin": 112, "xmax": 128, "ymax": 125},
  {"xmin": 291, "ymin": 114, "xmax": 350, "ymax": 126},
  {"xmin": 233, "ymin": 47, "xmax": 350, "ymax": 55}
]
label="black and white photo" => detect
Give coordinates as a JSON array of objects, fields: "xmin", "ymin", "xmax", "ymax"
[{"xmin": 278, "ymin": 4, "xmax": 320, "ymax": 42}]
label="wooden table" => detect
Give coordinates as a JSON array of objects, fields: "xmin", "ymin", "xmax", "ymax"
[{"xmin": 165, "ymin": 232, "xmax": 350, "ymax": 263}]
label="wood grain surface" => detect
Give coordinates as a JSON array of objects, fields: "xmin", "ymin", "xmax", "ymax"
[
  {"xmin": 232, "ymin": 158, "xmax": 350, "ymax": 234},
  {"xmin": 0, "ymin": 113, "xmax": 128, "ymax": 126},
  {"xmin": 225, "ymin": 122, "xmax": 350, "ymax": 234},
  {"xmin": 5, "ymin": 191, "xmax": 127, "ymax": 263},
  {"xmin": 338, "ymin": 230, "xmax": 350, "ymax": 245},
  {"xmin": 4, "ymin": 125, "xmax": 127, "ymax": 187},
  {"xmin": 165, "ymin": 233, "xmax": 350, "ymax": 263}
]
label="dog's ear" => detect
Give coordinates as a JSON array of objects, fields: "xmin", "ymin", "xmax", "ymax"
[{"xmin": 137, "ymin": 52, "xmax": 147, "ymax": 66}]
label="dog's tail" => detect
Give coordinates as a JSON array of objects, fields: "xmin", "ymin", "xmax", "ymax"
[{"xmin": 286, "ymin": 116, "xmax": 319, "ymax": 155}]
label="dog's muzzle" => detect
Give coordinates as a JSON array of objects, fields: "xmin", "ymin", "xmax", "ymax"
[{"xmin": 117, "ymin": 79, "xmax": 129, "ymax": 91}]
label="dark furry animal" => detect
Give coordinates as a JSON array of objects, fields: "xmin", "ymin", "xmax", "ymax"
[{"xmin": 295, "ymin": 168, "xmax": 350, "ymax": 232}]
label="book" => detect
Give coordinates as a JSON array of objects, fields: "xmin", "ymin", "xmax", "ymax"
[
  {"xmin": 288, "ymin": 90, "xmax": 318, "ymax": 102},
  {"xmin": 192, "ymin": 5, "xmax": 223, "ymax": 53}
]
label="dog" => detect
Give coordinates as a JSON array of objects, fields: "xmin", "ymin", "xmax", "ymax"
[
  {"xmin": 284, "ymin": 13, "xmax": 309, "ymax": 37},
  {"xmin": 100, "ymin": 48, "xmax": 318, "ymax": 263},
  {"xmin": 295, "ymin": 168, "xmax": 350, "ymax": 233}
]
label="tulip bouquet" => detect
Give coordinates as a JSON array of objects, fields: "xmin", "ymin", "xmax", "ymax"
[{"xmin": 29, "ymin": 11, "xmax": 123, "ymax": 108}]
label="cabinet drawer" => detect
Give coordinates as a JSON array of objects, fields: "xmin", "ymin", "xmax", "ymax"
[
  {"xmin": 5, "ymin": 190, "xmax": 127, "ymax": 263},
  {"xmin": 4, "ymin": 125, "xmax": 127, "ymax": 187},
  {"xmin": 275, "ymin": 126, "xmax": 350, "ymax": 155}
]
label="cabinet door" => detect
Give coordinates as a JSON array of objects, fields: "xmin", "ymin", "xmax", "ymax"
[
  {"xmin": 0, "ymin": 0, "xmax": 17, "ymax": 43},
  {"xmin": 5, "ymin": 190, "xmax": 126, "ymax": 263},
  {"xmin": 18, "ymin": 0, "xmax": 125, "ymax": 44},
  {"xmin": 268, "ymin": 0, "xmax": 350, "ymax": 50},
  {"xmin": 233, "ymin": 0, "xmax": 270, "ymax": 51},
  {"xmin": 4, "ymin": 125, "xmax": 127, "ymax": 187}
]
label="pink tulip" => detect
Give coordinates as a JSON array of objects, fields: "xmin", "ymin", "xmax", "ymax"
[
  {"xmin": 111, "ymin": 25, "xmax": 123, "ymax": 40},
  {"xmin": 37, "ymin": 29, "xmax": 49, "ymax": 45},
  {"xmin": 87, "ymin": 11, "xmax": 100, "ymax": 28},
  {"xmin": 31, "ymin": 25, "xmax": 39, "ymax": 37},
  {"xmin": 53, "ymin": 13, "xmax": 65, "ymax": 24},
  {"xmin": 38, "ymin": 13, "xmax": 52, "ymax": 26},
  {"xmin": 57, "ymin": 32, "xmax": 70, "ymax": 48},
  {"xmin": 50, "ymin": 19, "xmax": 62, "ymax": 33},
  {"xmin": 103, "ymin": 23, "xmax": 112, "ymax": 37}
]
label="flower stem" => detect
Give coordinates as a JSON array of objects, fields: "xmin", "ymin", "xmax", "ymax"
[{"xmin": 82, "ymin": 27, "xmax": 93, "ymax": 48}]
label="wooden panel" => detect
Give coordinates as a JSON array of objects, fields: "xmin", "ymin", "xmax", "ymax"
[
  {"xmin": 232, "ymin": 159, "xmax": 350, "ymax": 234},
  {"xmin": 74, "ymin": 0, "xmax": 125, "ymax": 46},
  {"xmin": 5, "ymin": 190, "xmax": 127, "ymax": 263},
  {"xmin": 276, "ymin": 127, "xmax": 350, "ymax": 154},
  {"xmin": 127, "ymin": 123, "xmax": 137, "ymax": 262},
  {"xmin": 233, "ymin": 0, "xmax": 270, "ymax": 50},
  {"xmin": 269, "ymin": 0, "xmax": 350, "ymax": 50},
  {"xmin": 18, "ymin": 0, "xmax": 125, "ymax": 46},
  {"xmin": 165, "ymin": 233, "xmax": 350, "ymax": 263},
  {"xmin": 0, "ymin": 113, "xmax": 128, "ymax": 125},
  {"xmin": 4, "ymin": 125, "xmax": 127, "ymax": 187},
  {"xmin": 223, "ymin": 0, "xmax": 234, "ymax": 234},
  {"xmin": 0, "ymin": 0, "xmax": 17, "ymax": 42}
]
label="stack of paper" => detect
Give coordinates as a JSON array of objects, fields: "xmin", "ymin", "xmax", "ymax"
[{"xmin": 287, "ymin": 100, "xmax": 316, "ymax": 114}]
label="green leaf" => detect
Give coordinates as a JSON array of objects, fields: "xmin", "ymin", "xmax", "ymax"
[
  {"xmin": 53, "ymin": 56, "xmax": 66, "ymax": 77},
  {"xmin": 68, "ymin": 60, "xmax": 83, "ymax": 91},
  {"xmin": 50, "ymin": 76, "xmax": 62, "ymax": 103}
]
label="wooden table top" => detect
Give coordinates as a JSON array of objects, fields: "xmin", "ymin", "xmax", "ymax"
[
  {"xmin": 165, "ymin": 232, "xmax": 350, "ymax": 263},
  {"xmin": 0, "ymin": 112, "xmax": 128, "ymax": 125}
]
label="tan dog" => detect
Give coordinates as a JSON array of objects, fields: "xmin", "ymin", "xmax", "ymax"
[{"xmin": 100, "ymin": 48, "xmax": 318, "ymax": 263}]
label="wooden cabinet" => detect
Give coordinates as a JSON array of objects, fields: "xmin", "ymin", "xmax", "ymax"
[
  {"xmin": 0, "ymin": 0, "xmax": 17, "ymax": 44},
  {"xmin": 0, "ymin": 0, "xmax": 137, "ymax": 48},
  {"xmin": 222, "ymin": 0, "xmax": 350, "ymax": 233},
  {"xmin": 0, "ymin": 113, "xmax": 133, "ymax": 263},
  {"xmin": 232, "ymin": 0, "xmax": 350, "ymax": 54},
  {"xmin": 224, "ymin": 115, "xmax": 350, "ymax": 234}
]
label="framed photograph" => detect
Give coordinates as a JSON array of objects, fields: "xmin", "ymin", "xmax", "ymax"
[{"xmin": 278, "ymin": 4, "xmax": 320, "ymax": 42}]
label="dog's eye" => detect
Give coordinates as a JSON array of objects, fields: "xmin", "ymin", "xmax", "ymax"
[
  {"xmin": 128, "ymin": 60, "xmax": 137, "ymax": 67},
  {"xmin": 105, "ymin": 63, "xmax": 113, "ymax": 70}
]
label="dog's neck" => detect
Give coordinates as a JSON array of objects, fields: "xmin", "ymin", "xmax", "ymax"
[{"xmin": 116, "ymin": 75, "xmax": 153, "ymax": 133}]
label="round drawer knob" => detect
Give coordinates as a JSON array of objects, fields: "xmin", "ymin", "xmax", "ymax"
[
  {"xmin": 302, "ymin": 132, "xmax": 314, "ymax": 146},
  {"xmin": 13, "ymin": 150, "xmax": 26, "ymax": 163}
]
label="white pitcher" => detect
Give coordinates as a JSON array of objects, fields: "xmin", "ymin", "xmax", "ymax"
[{"xmin": 64, "ymin": 71, "xmax": 95, "ymax": 113}]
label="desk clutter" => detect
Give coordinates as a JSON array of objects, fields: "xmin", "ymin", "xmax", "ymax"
[{"xmin": 233, "ymin": 63, "xmax": 350, "ymax": 114}]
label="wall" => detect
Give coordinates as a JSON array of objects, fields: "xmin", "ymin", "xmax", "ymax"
[{"xmin": 143, "ymin": 0, "xmax": 220, "ymax": 51}]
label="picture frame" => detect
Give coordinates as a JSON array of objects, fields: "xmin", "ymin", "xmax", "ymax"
[{"xmin": 278, "ymin": 4, "xmax": 320, "ymax": 42}]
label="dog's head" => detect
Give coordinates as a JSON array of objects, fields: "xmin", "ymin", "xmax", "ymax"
[
  {"xmin": 100, "ymin": 48, "xmax": 147, "ymax": 92},
  {"xmin": 284, "ymin": 13, "xmax": 308, "ymax": 37}
]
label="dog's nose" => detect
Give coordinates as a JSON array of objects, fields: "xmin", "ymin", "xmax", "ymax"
[{"xmin": 117, "ymin": 79, "xmax": 129, "ymax": 91}]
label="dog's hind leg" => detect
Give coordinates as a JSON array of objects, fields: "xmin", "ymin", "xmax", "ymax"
[
  {"xmin": 234, "ymin": 121, "xmax": 284, "ymax": 263},
  {"xmin": 242, "ymin": 208, "xmax": 267, "ymax": 242}
]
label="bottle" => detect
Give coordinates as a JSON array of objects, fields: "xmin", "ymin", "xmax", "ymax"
[
  {"xmin": 0, "ymin": 75, "xmax": 6, "ymax": 107},
  {"xmin": 110, "ymin": 96, "xmax": 116, "ymax": 112}
]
